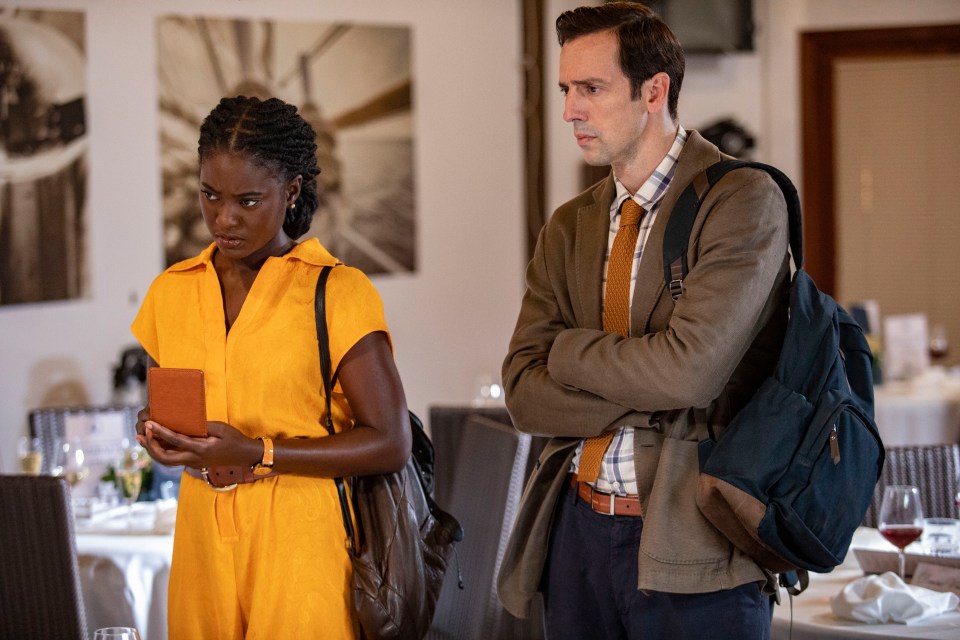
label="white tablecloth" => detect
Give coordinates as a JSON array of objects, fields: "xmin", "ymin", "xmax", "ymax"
[
  {"xmin": 75, "ymin": 503, "xmax": 175, "ymax": 640},
  {"xmin": 772, "ymin": 528, "xmax": 960, "ymax": 639},
  {"xmin": 874, "ymin": 373, "xmax": 960, "ymax": 447}
]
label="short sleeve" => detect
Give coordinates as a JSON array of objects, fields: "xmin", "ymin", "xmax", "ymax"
[
  {"xmin": 131, "ymin": 277, "xmax": 161, "ymax": 363},
  {"xmin": 324, "ymin": 265, "xmax": 391, "ymax": 378}
]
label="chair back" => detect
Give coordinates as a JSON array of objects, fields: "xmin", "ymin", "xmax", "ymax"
[
  {"xmin": 0, "ymin": 474, "xmax": 88, "ymax": 640},
  {"xmin": 862, "ymin": 443, "xmax": 960, "ymax": 527},
  {"xmin": 428, "ymin": 415, "xmax": 538, "ymax": 640},
  {"xmin": 29, "ymin": 405, "xmax": 139, "ymax": 475}
]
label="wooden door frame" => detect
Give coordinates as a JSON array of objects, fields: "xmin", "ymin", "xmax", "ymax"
[{"xmin": 800, "ymin": 24, "xmax": 960, "ymax": 295}]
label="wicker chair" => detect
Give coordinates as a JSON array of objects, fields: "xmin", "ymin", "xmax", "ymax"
[
  {"xmin": 428, "ymin": 414, "xmax": 544, "ymax": 640},
  {"xmin": 0, "ymin": 474, "xmax": 88, "ymax": 639},
  {"xmin": 862, "ymin": 443, "xmax": 960, "ymax": 528}
]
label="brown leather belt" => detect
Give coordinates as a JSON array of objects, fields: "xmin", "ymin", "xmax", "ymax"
[
  {"xmin": 185, "ymin": 465, "xmax": 279, "ymax": 491},
  {"xmin": 569, "ymin": 474, "xmax": 642, "ymax": 517}
]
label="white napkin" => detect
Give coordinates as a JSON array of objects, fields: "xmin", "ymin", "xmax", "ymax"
[
  {"xmin": 151, "ymin": 498, "xmax": 177, "ymax": 534},
  {"xmin": 75, "ymin": 499, "xmax": 178, "ymax": 535},
  {"xmin": 831, "ymin": 571, "xmax": 959, "ymax": 624}
]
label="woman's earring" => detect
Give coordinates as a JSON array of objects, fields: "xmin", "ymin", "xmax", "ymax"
[{"xmin": 289, "ymin": 203, "xmax": 297, "ymax": 210}]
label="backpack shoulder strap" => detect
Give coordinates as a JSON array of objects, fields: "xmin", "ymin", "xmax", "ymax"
[{"xmin": 663, "ymin": 160, "xmax": 803, "ymax": 300}]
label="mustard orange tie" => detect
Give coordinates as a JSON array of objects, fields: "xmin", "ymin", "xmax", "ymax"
[{"xmin": 578, "ymin": 199, "xmax": 645, "ymax": 483}]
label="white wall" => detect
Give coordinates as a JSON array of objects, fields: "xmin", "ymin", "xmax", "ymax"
[
  {"xmin": 0, "ymin": 0, "xmax": 525, "ymax": 472},
  {"xmin": 3, "ymin": 0, "xmax": 960, "ymax": 473}
]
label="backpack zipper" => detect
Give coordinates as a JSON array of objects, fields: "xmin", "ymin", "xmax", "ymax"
[{"xmin": 829, "ymin": 425, "xmax": 840, "ymax": 464}]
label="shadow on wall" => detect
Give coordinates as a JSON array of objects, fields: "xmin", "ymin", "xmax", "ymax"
[{"xmin": 26, "ymin": 357, "xmax": 90, "ymax": 411}]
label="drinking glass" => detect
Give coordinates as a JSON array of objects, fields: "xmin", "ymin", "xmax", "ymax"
[
  {"xmin": 52, "ymin": 441, "xmax": 90, "ymax": 488},
  {"xmin": 117, "ymin": 447, "xmax": 144, "ymax": 510},
  {"xmin": 929, "ymin": 324, "xmax": 949, "ymax": 362},
  {"xmin": 878, "ymin": 485, "xmax": 924, "ymax": 579},
  {"xmin": 922, "ymin": 518, "xmax": 960, "ymax": 555},
  {"xmin": 93, "ymin": 628, "xmax": 141, "ymax": 640},
  {"xmin": 17, "ymin": 436, "xmax": 43, "ymax": 475}
]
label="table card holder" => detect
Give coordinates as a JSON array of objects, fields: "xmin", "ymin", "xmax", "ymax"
[
  {"xmin": 883, "ymin": 313, "xmax": 930, "ymax": 381},
  {"xmin": 853, "ymin": 546, "xmax": 960, "ymax": 578},
  {"xmin": 912, "ymin": 562, "xmax": 960, "ymax": 596},
  {"xmin": 63, "ymin": 410, "xmax": 129, "ymax": 497}
]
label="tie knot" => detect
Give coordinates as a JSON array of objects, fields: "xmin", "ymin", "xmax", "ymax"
[{"xmin": 620, "ymin": 199, "xmax": 644, "ymax": 226}]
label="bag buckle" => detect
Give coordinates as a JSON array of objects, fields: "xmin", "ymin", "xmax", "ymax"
[{"xmin": 200, "ymin": 467, "xmax": 238, "ymax": 492}]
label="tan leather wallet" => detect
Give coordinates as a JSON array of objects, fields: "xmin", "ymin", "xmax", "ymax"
[{"xmin": 147, "ymin": 367, "xmax": 208, "ymax": 437}]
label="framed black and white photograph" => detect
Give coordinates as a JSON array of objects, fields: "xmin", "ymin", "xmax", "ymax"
[
  {"xmin": 0, "ymin": 9, "xmax": 88, "ymax": 306},
  {"xmin": 157, "ymin": 16, "xmax": 415, "ymax": 276}
]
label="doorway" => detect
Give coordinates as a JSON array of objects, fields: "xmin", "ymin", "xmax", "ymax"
[{"xmin": 801, "ymin": 24, "xmax": 960, "ymax": 366}]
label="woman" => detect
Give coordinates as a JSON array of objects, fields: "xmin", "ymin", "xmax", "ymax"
[{"xmin": 133, "ymin": 95, "xmax": 411, "ymax": 639}]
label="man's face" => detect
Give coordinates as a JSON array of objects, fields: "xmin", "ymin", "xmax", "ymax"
[{"xmin": 559, "ymin": 29, "xmax": 649, "ymax": 171}]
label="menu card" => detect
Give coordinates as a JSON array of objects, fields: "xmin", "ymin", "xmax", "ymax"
[
  {"xmin": 64, "ymin": 410, "xmax": 128, "ymax": 464},
  {"xmin": 883, "ymin": 313, "xmax": 930, "ymax": 381}
]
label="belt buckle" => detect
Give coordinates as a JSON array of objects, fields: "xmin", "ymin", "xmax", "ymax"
[
  {"xmin": 607, "ymin": 493, "xmax": 616, "ymax": 516},
  {"xmin": 200, "ymin": 467, "xmax": 238, "ymax": 492}
]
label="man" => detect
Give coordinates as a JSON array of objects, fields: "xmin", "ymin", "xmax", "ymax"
[{"xmin": 497, "ymin": 3, "xmax": 790, "ymax": 639}]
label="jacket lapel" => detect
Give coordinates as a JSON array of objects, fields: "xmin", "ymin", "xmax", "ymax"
[{"xmin": 576, "ymin": 176, "xmax": 616, "ymax": 331}]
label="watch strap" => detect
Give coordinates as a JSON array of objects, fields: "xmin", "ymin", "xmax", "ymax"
[{"xmin": 252, "ymin": 436, "xmax": 274, "ymax": 474}]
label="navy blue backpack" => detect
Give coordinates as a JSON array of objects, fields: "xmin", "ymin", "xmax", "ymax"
[{"xmin": 663, "ymin": 160, "xmax": 885, "ymax": 580}]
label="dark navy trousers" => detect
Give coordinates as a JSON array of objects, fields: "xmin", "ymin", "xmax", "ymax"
[{"xmin": 541, "ymin": 478, "xmax": 771, "ymax": 640}]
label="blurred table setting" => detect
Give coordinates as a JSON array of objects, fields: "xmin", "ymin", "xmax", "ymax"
[
  {"xmin": 772, "ymin": 527, "xmax": 960, "ymax": 639},
  {"xmin": 874, "ymin": 367, "xmax": 960, "ymax": 447},
  {"xmin": 71, "ymin": 491, "xmax": 176, "ymax": 640},
  {"xmin": 76, "ymin": 527, "xmax": 174, "ymax": 640},
  {"xmin": 15, "ymin": 403, "xmax": 180, "ymax": 640},
  {"xmin": 71, "ymin": 476, "xmax": 176, "ymax": 640}
]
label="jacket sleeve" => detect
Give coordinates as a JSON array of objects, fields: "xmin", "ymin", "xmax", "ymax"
[
  {"xmin": 502, "ymin": 214, "xmax": 650, "ymax": 439},
  {"xmin": 547, "ymin": 170, "xmax": 789, "ymax": 412}
]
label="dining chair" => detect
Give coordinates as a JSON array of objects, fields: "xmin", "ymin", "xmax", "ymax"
[
  {"xmin": 862, "ymin": 443, "xmax": 960, "ymax": 528},
  {"xmin": 427, "ymin": 414, "xmax": 544, "ymax": 640},
  {"xmin": 0, "ymin": 474, "xmax": 88, "ymax": 640}
]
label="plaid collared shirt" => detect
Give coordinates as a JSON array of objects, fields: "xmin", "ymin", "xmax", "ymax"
[{"xmin": 572, "ymin": 126, "xmax": 687, "ymax": 496}]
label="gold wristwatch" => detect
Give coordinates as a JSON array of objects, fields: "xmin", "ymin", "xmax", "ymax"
[{"xmin": 252, "ymin": 436, "xmax": 275, "ymax": 475}]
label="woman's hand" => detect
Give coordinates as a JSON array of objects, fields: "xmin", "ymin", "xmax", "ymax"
[
  {"xmin": 139, "ymin": 420, "xmax": 261, "ymax": 469},
  {"xmin": 135, "ymin": 404, "xmax": 150, "ymax": 441}
]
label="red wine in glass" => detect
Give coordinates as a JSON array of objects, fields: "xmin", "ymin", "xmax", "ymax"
[
  {"xmin": 929, "ymin": 325, "xmax": 949, "ymax": 361},
  {"xmin": 880, "ymin": 524, "xmax": 923, "ymax": 550},
  {"xmin": 878, "ymin": 485, "xmax": 924, "ymax": 579}
]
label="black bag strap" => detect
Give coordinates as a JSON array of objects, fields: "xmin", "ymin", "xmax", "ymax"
[
  {"xmin": 315, "ymin": 265, "xmax": 361, "ymax": 557},
  {"xmin": 314, "ymin": 265, "xmax": 464, "ymax": 557},
  {"xmin": 662, "ymin": 160, "xmax": 803, "ymax": 301}
]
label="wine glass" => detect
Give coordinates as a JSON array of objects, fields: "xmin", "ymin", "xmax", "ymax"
[
  {"xmin": 93, "ymin": 628, "xmax": 141, "ymax": 640},
  {"xmin": 116, "ymin": 446, "xmax": 144, "ymax": 517},
  {"xmin": 878, "ymin": 485, "xmax": 925, "ymax": 580},
  {"xmin": 17, "ymin": 436, "xmax": 43, "ymax": 475},
  {"xmin": 929, "ymin": 324, "xmax": 949, "ymax": 362},
  {"xmin": 52, "ymin": 441, "xmax": 90, "ymax": 488}
]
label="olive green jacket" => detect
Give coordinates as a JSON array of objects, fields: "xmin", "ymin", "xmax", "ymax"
[{"xmin": 497, "ymin": 131, "xmax": 791, "ymax": 617}]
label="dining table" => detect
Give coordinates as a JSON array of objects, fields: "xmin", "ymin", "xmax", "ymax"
[
  {"xmin": 74, "ymin": 500, "xmax": 176, "ymax": 640},
  {"xmin": 771, "ymin": 528, "xmax": 960, "ymax": 639}
]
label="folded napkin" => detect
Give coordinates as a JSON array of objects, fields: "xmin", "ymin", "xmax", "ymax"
[{"xmin": 831, "ymin": 571, "xmax": 959, "ymax": 624}]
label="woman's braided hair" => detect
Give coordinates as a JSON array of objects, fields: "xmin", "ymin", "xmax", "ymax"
[{"xmin": 198, "ymin": 95, "xmax": 321, "ymax": 239}]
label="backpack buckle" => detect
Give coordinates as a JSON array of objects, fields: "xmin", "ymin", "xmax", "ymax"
[{"xmin": 669, "ymin": 279, "xmax": 684, "ymax": 300}]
